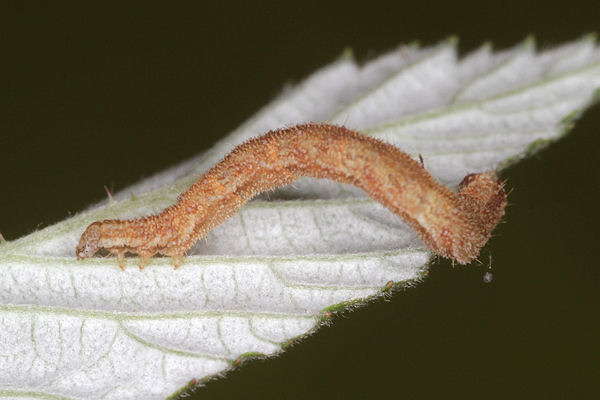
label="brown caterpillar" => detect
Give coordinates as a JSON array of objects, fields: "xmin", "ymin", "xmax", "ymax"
[{"xmin": 76, "ymin": 123, "xmax": 507, "ymax": 270}]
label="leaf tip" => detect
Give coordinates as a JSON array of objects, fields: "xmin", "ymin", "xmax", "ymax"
[
  {"xmin": 523, "ymin": 34, "xmax": 536, "ymax": 47},
  {"xmin": 479, "ymin": 40, "xmax": 493, "ymax": 51},
  {"xmin": 581, "ymin": 31, "xmax": 598, "ymax": 44},
  {"xmin": 446, "ymin": 35, "xmax": 459, "ymax": 46},
  {"xmin": 340, "ymin": 46, "xmax": 354, "ymax": 61}
]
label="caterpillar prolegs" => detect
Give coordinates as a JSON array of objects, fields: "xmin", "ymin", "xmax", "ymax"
[{"xmin": 76, "ymin": 123, "xmax": 507, "ymax": 270}]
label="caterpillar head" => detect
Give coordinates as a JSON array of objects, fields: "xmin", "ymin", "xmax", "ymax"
[
  {"xmin": 457, "ymin": 171, "xmax": 507, "ymax": 246},
  {"xmin": 76, "ymin": 221, "xmax": 102, "ymax": 259}
]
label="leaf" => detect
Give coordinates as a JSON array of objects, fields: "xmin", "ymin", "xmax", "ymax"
[{"xmin": 1, "ymin": 37, "xmax": 599, "ymax": 399}]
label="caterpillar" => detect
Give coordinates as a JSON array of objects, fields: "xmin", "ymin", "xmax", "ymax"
[{"xmin": 76, "ymin": 123, "xmax": 507, "ymax": 270}]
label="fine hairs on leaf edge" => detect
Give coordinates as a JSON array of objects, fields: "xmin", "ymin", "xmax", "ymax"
[
  {"xmin": 168, "ymin": 268, "xmax": 430, "ymax": 400},
  {"xmin": 497, "ymin": 87, "xmax": 600, "ymax": 171}
]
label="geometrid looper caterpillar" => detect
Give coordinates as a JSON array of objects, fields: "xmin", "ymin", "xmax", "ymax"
[{"xmin": 77, "ymin": 123, "xmax": 507, "ymax": 270}]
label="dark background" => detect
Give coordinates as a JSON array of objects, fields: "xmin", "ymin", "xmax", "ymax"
[{"xmin": 1, "ymin": 2, "xmax": 599, "ymax": 399}]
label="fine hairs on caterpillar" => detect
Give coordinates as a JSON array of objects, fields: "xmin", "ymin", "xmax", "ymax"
[{"xmin": 76, "ymin": 123, "xmax": 507, "ymax": 270}]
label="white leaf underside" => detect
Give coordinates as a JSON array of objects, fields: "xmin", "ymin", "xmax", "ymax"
[{"xmin": 1, "ymin": 37, "xmax": 599, "ymax": 400}]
